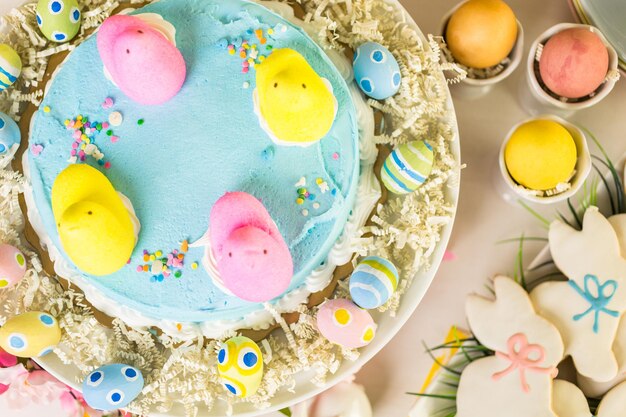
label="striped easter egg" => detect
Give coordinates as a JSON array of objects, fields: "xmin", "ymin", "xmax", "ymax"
[
  {"xmin": 381, "ymin": 140, "xmax": 434, "ymax": 194},
  {"xmin": 0, "ymin": 44, "xmax": 21, "ymax": 92},
  {"xmin": 349, "ymin": 256, "xmax": 399, "ymax": 309}
]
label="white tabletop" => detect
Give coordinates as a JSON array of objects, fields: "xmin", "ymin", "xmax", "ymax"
[{"xmin": 2, "ymin": 1, "xmax": 626, "ymax": 417}]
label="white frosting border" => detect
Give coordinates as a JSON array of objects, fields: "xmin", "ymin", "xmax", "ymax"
[{"xmin": 22, "ymin": 1, "xmax": 380, "ymax": 340}]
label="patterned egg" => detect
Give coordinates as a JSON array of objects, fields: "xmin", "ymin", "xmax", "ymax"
[
  {"xmin": 0, "ymin": 311, "xmax": 61, "ymax": 357},
  {"xmin": 0, "ymin": 244, "xmax": 27, "ymax": 288},
  {"xmin": 0, "ymin": 113, "xmax": 21, "ymax": 156},
  {"xmin": 353, "ymin": 42, "xmax": 401, "ymax": 100},
  {"xmin": 349, "ymin": 256, "xmax": 399, "ymax": 309},
  {"xmin": 381, "ymin": 140, "xmax": 434, "ymax": 194},
  {"xmin": 82, "ymin": 364, "xmax": 144, "ymax": 411},
  {"xmin": 217, "ymin": 336, "xmax": 263, "ymax": 397},
  {"xmin": 36, "ymin": 0, "xmax": 82, "ymax": 43},
  {"xmin": 317, "ymin": 299, "xmax": 377, "ymax": 349},
  {"xmin": 0, "ymin": 44, "xmax": 21, "ymax": 92}
]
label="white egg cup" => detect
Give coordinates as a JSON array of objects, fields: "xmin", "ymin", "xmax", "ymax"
[
  {"xmin": 439, "ymin": 1, "xmax": 524, "ymax": 100},
  {"xmin": 519, "ymin": 23, "xmax": 620, "ymax": 117},
  {"xmin": 495, "ymin": 114, "xmax": 591, "ymax": 205}
]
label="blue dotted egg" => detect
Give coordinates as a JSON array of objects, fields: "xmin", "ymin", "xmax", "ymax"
[
  {"xmin": 349, "ymin": 256, "xmax": 399, "ymax": 309},
  {"xmin": 0, "ymin": 112, "xmax": 20, "ymax": 156},
  {"xmin": 82, "ymin": 364, "xmax": 144, "ymax": 411},
  {"xmin": 353, "ymin": 42, "xmax": 401, "ymax": 100}
]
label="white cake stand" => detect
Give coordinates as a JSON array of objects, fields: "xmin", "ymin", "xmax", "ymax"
[{"xmin": 1, "ymin": 0, "xmax": 461, "ymax": 415}]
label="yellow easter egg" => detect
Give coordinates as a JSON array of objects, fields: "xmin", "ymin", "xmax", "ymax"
[
  {"xmin": 255, "ymin": 48, "xmax": 336, "ymax": 146},
  {"xmin": 446, "ymin": 0, "xmax": 518, "ymax": 69},
  {"xmin": 0, "ymin": 311, "xmax": 61, "ymax": 357},
  {"xmin": 504, "ymin": 120, "xmax": 577, "ymax": 191},
  {"xmin": 217, "ymin": 336, "xmax": 263, "ymax": 397},
  {"xmin": 51, "ymin": 164, "xmax": 136, "ymax": 276}
]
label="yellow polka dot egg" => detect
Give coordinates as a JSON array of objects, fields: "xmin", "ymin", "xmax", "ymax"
[
  {"xmin": 0, "ymin": 44, "xmax": 22, "ymax": 92},
  {"xmin": 0, "ymin": 243, "xmax": 27, "ymax": 289},
  {"xmin": 317, "ymin": 298, "xmax": 376, "ymax": 349},
  {"xmin": 0, "ymin": 311, "xmax": 61, "ymax": 357},
  {"xmin": 217, "ymin": 336, "xmax": 263, "ymax": 397},
  {"xmin": 36, "ymin": 0, "xmax": 82, "ymax": 43}
]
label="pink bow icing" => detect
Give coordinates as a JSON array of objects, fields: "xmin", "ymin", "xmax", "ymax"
[{"xmin": 492, "ymin": 333, "xmax": 557, "ymax": 393}]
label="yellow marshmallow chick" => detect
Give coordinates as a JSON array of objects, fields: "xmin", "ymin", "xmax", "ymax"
[
  {"xmin": 254, "ymin": 48, "xmax": 337, "ymax": 146},
  {"xmin": 52, "ymin": 164, "xmax": 137, "ymax": 276}
]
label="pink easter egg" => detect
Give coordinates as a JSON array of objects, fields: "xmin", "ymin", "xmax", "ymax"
[
  {"xmin": 539, "ymin": 28, "xmax": 609, "ymax": 99},
  {"xmin": 0, "ymin": 244, "xmax": 27, "ymax": 288},
  {"xmin": 210, "ymin": 192, "xmax": 293, "ymax": 302},
  {"xmin": 97, "ymin": 15, "xmax": 186, "ymax": 105},
  {"xmin": 317, "ymin": 299, "xmax": 377, "ymax": 349}
]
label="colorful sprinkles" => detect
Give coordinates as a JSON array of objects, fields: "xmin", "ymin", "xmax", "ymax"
[
  {"xmin": 64, "ymin": 114, "xmax": 112, "ymax": 167},
  {"xmin": 218, "ymin": 24, "xmax": 287, "ymax": 74},
  {"xmin": 136, "ymin": 240, "xmax": 196, "ymax": 283}
]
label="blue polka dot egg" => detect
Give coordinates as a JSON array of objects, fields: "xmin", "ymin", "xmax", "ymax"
[
  {"xmin": 349, "ymin": 256, "xmax": 399, "ymax": 309},
  {"xmin": 36, "ymin": 0, "xmax": 82, "ymax": 43},
  {"xmin": 0, "ymin": 311, "xmax": 61, "ymax": 357},
  {"xmin": 353, "ymin": 42, "xmax": 401, "ymax": 100},
  {"xmin": 82, "ymin": 364, "xmax": 144, "ymax": 411},
  {"xmin": 217, "ymin": 336, "xmax": 263, "ymax": 398},
  {"xmin": 0, "ymin": 112, "xmax": 21, "ymax": 156}
]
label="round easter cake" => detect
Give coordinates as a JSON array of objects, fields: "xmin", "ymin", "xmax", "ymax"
[
  {"xmin": 25, "ymin": 0, "xmax": 363, "ymax": 339},
  {"xmin": 0, "ymin": 0, "xmax": 460, "ymax": 414}
]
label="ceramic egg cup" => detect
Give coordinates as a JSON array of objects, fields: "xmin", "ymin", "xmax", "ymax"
[
  {"xmin": 439, "ymin": 2, "xmax": 524, "ymax": 100},
  {"xmin": 495, "ymin": 114, "xmax": 591, "ymax": 205},
  {"xmin": 519, "ymin": 23, "xmax": 620, "ymax": 117}
]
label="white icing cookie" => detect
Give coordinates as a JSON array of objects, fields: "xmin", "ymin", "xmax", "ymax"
[
  {"xmin": 456, "ymin": 276, "xmax": 563, "ymax": 417},
  {"xmin": 530, "ymin": 207, "xmax": 626, "ymax": 382}
]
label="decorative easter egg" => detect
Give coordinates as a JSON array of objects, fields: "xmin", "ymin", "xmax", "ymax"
[
  {"xmin": 36, "ymin": 0, "xmax": 82, "ymax": 43},
  {"xmin": 97, "ymin": 15, "xmax": 186, "ymax": 105},
  {"xmin": 0, "ymin": 112, "xmax": 21, "ymax": 156},
  {"xmin": 217, "ymin": 336, "xmax": 263, "ymax": 397},
  {"xmin": 381, "ymin": 140, "xmax": 434, "ymax": 194},
  {"xmin": 317, "ymin": 299, "xmax": 377, "ymax": 349},
  {"xmin": 51, "ymin": 164, "xmax": 136, "ymax": 276},
  {"xmin": 0, "ymin": 244, "xmax": 27, "ymax": 289},
  {"xmin": 206, "ymin": 192, "xmax": 293, "ymax": 302},
  {"xmin": 352, "ymin": 42, "xmax": 401, "ymax": 100},
  {"xmin": 504, "ymin": 119, "xmax": 577, "ymax": 191},
  {"xmin": 255, "ymin": 48, "xmax": 337, "ymax": 146},
  {"xmin": 82, "ymin": 364, "xmax": 144, "ymax": 411},
  {"xmin": 539, "ymin": 28, "xmax": 609, "ymax": 99},
  {"xmin": 0, "ymin": 44, "xmax": 22, "ymax": 92},
  {"xmin": 349, "ymin": 256, "xmax": 399, "ymax": 309},
  {"xmin": 0, "ymin": 311, "xmax": 61, "ymax": 357},
  {"xmin": 446, "ymin": 0, "xmax": 518, "ymax": 69}
]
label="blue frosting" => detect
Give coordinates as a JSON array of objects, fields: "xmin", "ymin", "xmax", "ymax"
[{"xmin": 28, "ymin": 0, "xmax": 359, "ymax": 323}]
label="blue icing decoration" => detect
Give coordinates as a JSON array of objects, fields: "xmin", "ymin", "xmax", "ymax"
[
  {"xmin": 110, "ymin": 392, "xmax": 122, "ymax": 403},
  {"xmin": 40, "ymin": 313, "xmax": 54, "ymax": 325},
  {"xmin": 53, "ymin": 32, "xmax": 67, "ymax": 41},
  {"xmin": 28, "ymin": 0, "xmax": 359, "ymax": 324},
  {"xmin": 372, "ymin": 50, "xmax": 384, "ymax": 62},
  {"xmin": 90, "ymin": 371, "xmax": 102, "ymax": 383},
  {"xmin": 72, "ymin": 8, "xmax": 80, "ymax": 22},
  {"xmin": 225, "ymin": 383, "xmax": 237, "ymax": 395},
  {"xmin": 50, "ymin": 0, "xmax": 63, "ymax": 14},
  {"xmin": 360, "ymin": 78, "xmax": 373, "ymax": 93},
  {"xmin": 243, "ymin": 351, "xmax": 257, "ymax": 367},
  {"xmin": 568, "ymin": 274, "xmax": 620, "ymax": 333},
  {"xmin": 124, "ymin": 368, "xmax": 137, "ymax": 378},
  {"xmin": 9, "ymin": 335, "xmax": 25, "ymax": 349},
  {"xmin": 37, "ymin": 13, "xmax": 43, "ymax": 25},
  {"xmin": 218, "ymin": 348, "xmax": 226, "ymax": 363}
]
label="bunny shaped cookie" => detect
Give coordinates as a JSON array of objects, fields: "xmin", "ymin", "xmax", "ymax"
[
  {"xmin": 530, "ymin": 207, "xmax": 626, "ymax": 382},
  {"xmin": 456, "ymin": 276, "xmax": 564, "ymax": 417}
]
